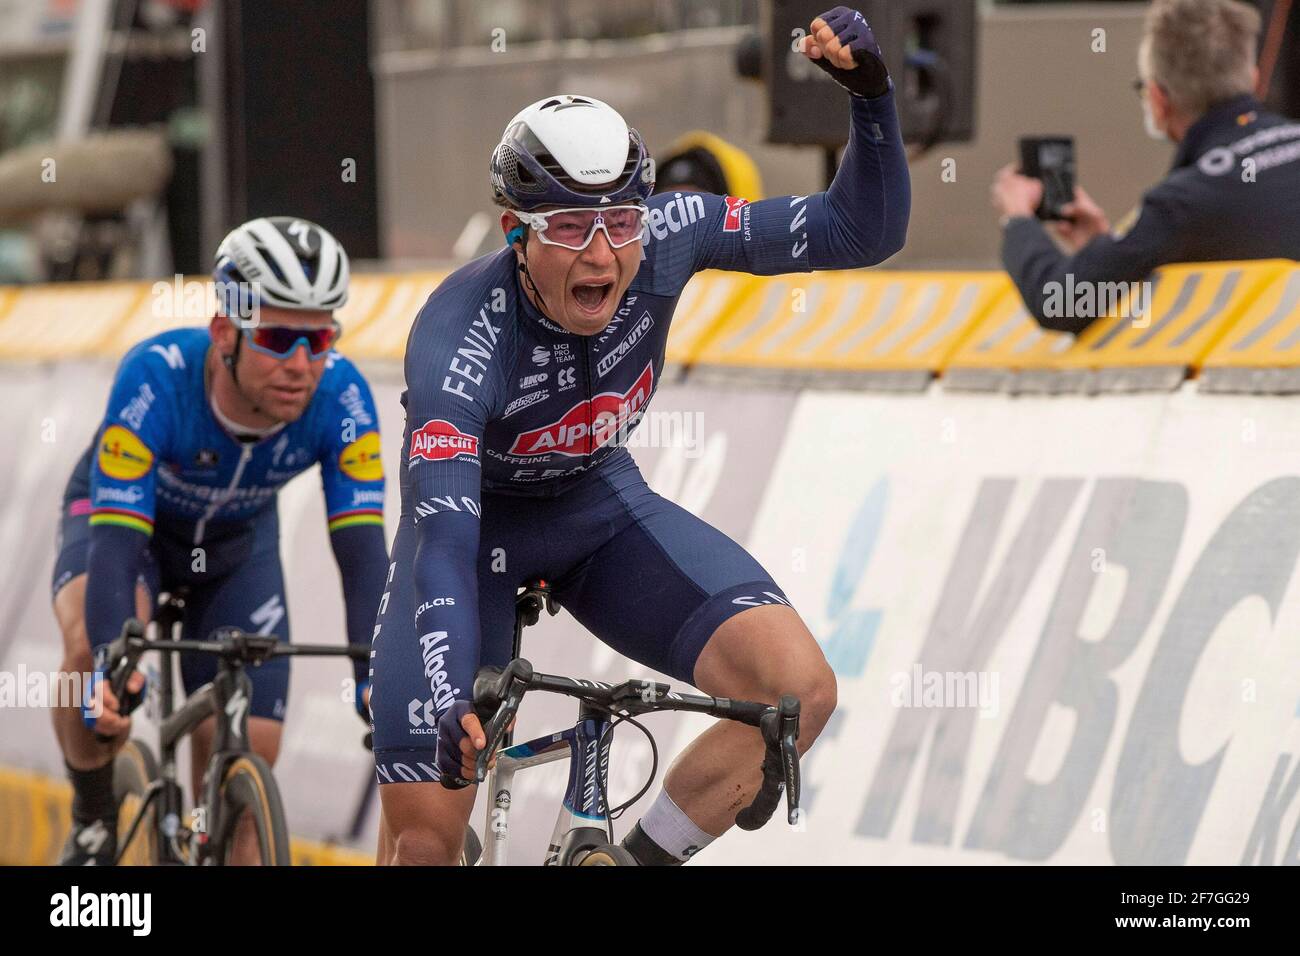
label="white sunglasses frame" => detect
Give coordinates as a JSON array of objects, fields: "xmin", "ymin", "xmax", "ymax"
[{"xmin": 512, "ymin": 204, "xmax": 649, "ymax": 251}]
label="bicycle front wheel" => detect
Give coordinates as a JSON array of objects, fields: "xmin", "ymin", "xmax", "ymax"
[
  {"xmin": 113, "ymin": 739, "xmax": 160, "ymax": 866},
  {"xmin": 214, "ymin": 754, "xmax": 290, "ymax": 866},
  {"xmin": 576, "ymin": 843, "xmax": 638, "ymax": 866},
  {"xmin": 461, "ymin": 826, "xmax": 482, "ymax": 866}
]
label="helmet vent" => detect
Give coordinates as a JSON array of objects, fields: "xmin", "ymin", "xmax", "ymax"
[
  {"xmin": 498, "ymin": 145, "xmax": 543, "ymax": 193},
  {"xmin": 256, "ymin": 246, "xmax": 288, "ymax": 284}
]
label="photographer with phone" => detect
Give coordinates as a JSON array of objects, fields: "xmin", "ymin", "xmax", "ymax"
[{"xmin": 990, "ymin": 0, "xmax": 1300, "ymax": 334}]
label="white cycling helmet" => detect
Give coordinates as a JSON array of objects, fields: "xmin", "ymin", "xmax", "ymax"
[
  {"xmin": 213, "ymin": 216, "xmax": 349, "ymax": 311},
  {"xmin": 490, "ymin": 94, "xmax": 653, "ymax": 211}
]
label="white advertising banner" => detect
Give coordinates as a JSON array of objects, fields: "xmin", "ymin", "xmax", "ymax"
[
  {"xmin": 2, "ymin": 364, "xmax": 1298, "ymax": 865},
  {"xmin": 709, "ymin": 385, "xmax": 1300, "ymax": 865}
]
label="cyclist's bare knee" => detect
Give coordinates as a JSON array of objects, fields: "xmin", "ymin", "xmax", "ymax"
[
  {"xmin": 379, "ymin": 783, "xmax": 473, "ymax": 866},
  {"xmin": 693, "ymin": 604, "xmax": 837, "ymax": 746},
  {"xmin": 390, "ymin": 825, "xmax": 462, "ymax": 866}
]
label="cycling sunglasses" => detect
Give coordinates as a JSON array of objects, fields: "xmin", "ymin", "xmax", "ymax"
[
  {"xmin": 240, "ymin": 320, "xmax": 342, "ymax": 359},
  {"xmin": 512, "ymin": 204, "xmax": 649, "ymax": 251}
]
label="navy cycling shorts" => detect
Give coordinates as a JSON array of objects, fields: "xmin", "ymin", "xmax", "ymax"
[
  {"xmin": 370, "ymin": 450, "xmax": 788, "ymax": 784},
  {"xmin": 51, "ymin": 448, "xmax": 292, "ymax": 721}
]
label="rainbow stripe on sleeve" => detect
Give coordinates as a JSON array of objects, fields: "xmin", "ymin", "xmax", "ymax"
[
  {"xmin": 327, "ymin": 509, "xmax": 384, "ymax": 533},
  {"xmin": 88, "ymin": 509, "xmax": 154, "ymax": 535}
]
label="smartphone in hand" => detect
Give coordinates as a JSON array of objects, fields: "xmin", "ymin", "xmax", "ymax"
[{"xmin": 1018, "ymin": 136, "xmax": 1076, "ymax": 221}]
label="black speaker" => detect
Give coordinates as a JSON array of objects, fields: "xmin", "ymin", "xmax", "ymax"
[
  {"xmin": 218, "ymin": 0, "xmax": 379, "ymax": 259},
  {"xmin": 763, "ymin": 0, "xmax": 977, "ymax": 147}
]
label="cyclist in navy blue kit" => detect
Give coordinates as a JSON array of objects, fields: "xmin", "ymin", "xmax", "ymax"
[
  {"xmin": 51, "ymin": 217, "xmax": 388, "ymax": 865},
  {"xmin": 370, "ymin": 7, "xmax": 909, "ymax": 865}
]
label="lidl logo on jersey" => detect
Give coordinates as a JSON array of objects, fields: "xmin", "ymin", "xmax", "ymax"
[
  {"xmin": 98, "ymin": 425, "xmax": 153, "ymax": 480},
  {"xmin": 339, "ymin": 431, "xmax": 384, "ymax": 481},
  {"xmin": 508, "ymin": 363, "xmax": 654, "ymax": 457},
  {"xmin": 409, "ymin": 420, "xmax": 479, "ymax": 462}
]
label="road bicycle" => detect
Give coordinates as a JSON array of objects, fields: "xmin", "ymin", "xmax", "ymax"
[
  {"xmin": 459, "ymin": 580, "xmax": 803, "ymax": 866},
  {"xmin": 98, "ymin": 587, "xmax": 369, "ymax": 865}
]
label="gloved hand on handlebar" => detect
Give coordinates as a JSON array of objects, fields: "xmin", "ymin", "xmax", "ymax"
[
  {"xmin": 354, "ymin": 679, "xmax": 372, "ymax": 723},
  {"xmin": 800, "ymin": 6, "xmax": 891, "ymax": 99},
  {"xmin": 435, "ymin": 699, "xmax": 490, "ymax": 790},
  {"xmin": 82, "ymin": 646, "xmax": 147, "ymax": 737}
]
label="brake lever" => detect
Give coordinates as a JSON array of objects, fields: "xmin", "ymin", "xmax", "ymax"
[
  {"xmin": 472, "ymin": 659, "xmax": 534, "ymax": 782},
  {"xmin": 92, "ymin": 619, "xmax": 146, "ymax": 743},
  {"xmin": 474, "ymin": 692, "xmax": 522, "ymax": 782},
  {"xmin": 776, "ymin": 695, "xmax": 801, "ymax": 825}
]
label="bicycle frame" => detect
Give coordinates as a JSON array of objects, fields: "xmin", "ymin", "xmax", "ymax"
[
  {"xmin": 480, "ymin": 701, "xmax": 615, "ymax": 866},
  {"xmin": 477, "ymin": 584, "xmax": 618, "ymax": 866},
  {"xmin": 468, "ymin": 580, "xmax": 800, "ymax": 865},
  {"xmin": 116, "ymin": 592, "xmax": 258, "ymax": 865}
]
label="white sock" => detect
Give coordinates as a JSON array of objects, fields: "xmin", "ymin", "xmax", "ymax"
[{"xmin": 639, "ymin": 790, "xmax": 714, "ymax": 862}]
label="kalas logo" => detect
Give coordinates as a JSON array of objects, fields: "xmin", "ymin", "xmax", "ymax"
[
  {"xmin": 409, "ymin": 420, "xmax": 479, "ymax": 462},
  {"xmin": 508, "ymin": 363, "xmax": 654, "ymax": 457},
  {"xmin": 722, "ymin": 196, "xmax": 749, "ymax": 232}
]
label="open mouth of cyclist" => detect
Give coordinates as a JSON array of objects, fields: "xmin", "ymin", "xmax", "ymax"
[{"xmin": 571, "ymin": 280, "xmax": 614, "ymax": 315}]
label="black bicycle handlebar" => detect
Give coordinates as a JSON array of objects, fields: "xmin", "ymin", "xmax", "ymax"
[
  {"xmin": 466, "ymin": 658, "xmax": 802, "ymax": 828},
  {"xmin": 92, "ymin": 617, "xmax": 368, "ymax": 741}
]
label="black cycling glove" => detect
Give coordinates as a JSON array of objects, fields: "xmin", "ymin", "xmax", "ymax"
[{"xmin": 809, "ymin": 6, "xmax": 891, "ymax": 99}]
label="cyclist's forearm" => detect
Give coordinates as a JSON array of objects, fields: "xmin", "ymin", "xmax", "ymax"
[
  {"xmin": 812, "ymin": 89, "xmax": 911, "ymax": 269},
  {"xmin": 84, "ymin": 523, "xmax": 147, "ymax": 653},
  {"xmin": 330, "ymin": 522, "xmax": 390, "ymax": 684},
  {"xmin": 411, "ymin": 512, "xmax": 482, "ymax": 713}
]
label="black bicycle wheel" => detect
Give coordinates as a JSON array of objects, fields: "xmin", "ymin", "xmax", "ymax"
[
  {"xmin": 576, "ymin": 843, "xmax": 638, "ymax": 867},
  {"xmin": 213, "ymin": 754, "xmax": 291, "ymax": 866},
  {"xmin": 112, "ymin": 739, "xmax": 160, "ymax": 866},
  {"xmin": 461, "ymin": 826, "xmax": 482, "ymax": 866}
]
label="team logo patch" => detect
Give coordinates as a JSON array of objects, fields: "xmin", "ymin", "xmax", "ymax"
[
  {"xmin": 722, "ymin": 196, "xmax": 749, "ymax": 232},
  {"xmin": 596, "ymin": 310, "xmax": 653, "ymax": 378},
  {"xmin": 339, "ymin": 431, "xmax": 384, "ymax": 481},
  {"xmin": 508, "ymin": 363, "xmax": 654, "ymax": 457},
  {"xmin": 409, "ymin": 420, "xmax": 479, "ymax": 462},
  {"xmin": 98, "ymin": 424, "xmax": 153, "ymax": 480}
]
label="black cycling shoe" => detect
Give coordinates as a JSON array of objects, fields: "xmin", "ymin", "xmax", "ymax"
[{"xmin": 59, "ymin": 816, "xmax": 118, "ymax": 866}]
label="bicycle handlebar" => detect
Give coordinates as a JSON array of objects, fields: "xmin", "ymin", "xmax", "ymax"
[
  {"xmin": 92, "ymin": 617, "xmax": 369, "ymax": 742},
  {"xmin": 467, "ymin": 659, "xmax": 802, "ymax": 828}
]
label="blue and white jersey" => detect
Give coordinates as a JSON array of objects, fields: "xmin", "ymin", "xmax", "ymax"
[{"xmin": 87, "ymin": 327, "xmax": 384, "ymax": 542}]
